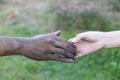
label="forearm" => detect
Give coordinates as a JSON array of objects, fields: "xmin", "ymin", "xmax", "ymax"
[
  {"xmin": 103, "ymin": 31, "xmax": 120, "ymax": 48},
  {"xmin": 0, "ymin": 36, "xmax": 24, "ymax": 56}
]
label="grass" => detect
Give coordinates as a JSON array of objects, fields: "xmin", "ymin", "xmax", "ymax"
[
  {"xmin": 0, "ymin": 25, "xmax": 119, "ymax": 80},
  {"xmin": 0, "ymin": 0, "xmax": 120, "ymax": 79}
]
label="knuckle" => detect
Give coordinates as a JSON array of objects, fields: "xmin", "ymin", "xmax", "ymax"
[
  {"xmin": 76, "ymin": 34, "xmax": 80, "ymax": 37},
  {"xmin": 45, "ymin": 38, "xmax": 55, "ymax": 43}
]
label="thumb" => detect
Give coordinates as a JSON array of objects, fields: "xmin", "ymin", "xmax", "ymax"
[
  {"xmin": 68, "ymin": 38, "xmax": 76, "ymax": 44},
  {"xmin": 51, "ymin": 30, "xmax": 61, "ymax": 36},
  {"xmin": 70, "ymin": 33, "xmax": 88, "ymax": 43}
]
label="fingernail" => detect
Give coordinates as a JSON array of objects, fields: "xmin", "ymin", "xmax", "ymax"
[
  {"xmin": 70, "ymin": 40, "xmax": 76, "ymax": 43},
  {"xmin": 69, "ymin": 59, "xmax": 74, "ymax": 62},
  {"xmin": 72, "ymin": 38, "xmax": 79, "ymax": 43},
  {"xmin": 68, "ymin": 57, "xmax": 75, "ymax": 60}
]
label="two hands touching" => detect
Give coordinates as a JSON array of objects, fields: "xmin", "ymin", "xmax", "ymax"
[
  {"xmin": 70, "ymin": 31, "xmax": 120, "ymax": 58},
  {"xmin": 69, "ymin": 31, "xmax": 106, "ymax": 58},
  {"xmin": 0, "ymin": 31, "xmax": 120, "ymax": 63}
]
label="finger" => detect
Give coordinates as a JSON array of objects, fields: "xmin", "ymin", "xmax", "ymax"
[
  {"xmin": 48, "ymin": 54, "xmax": 74, "ymax": 63},
  {"xmin": 51, "ymin": 48, "xmax": 75, "ymax": 59},
  {"xmin": 72, "ymin": 33, "xmax": 88, "ymax": 43},
  {"xmin": 68, "ymin": 38, "xmax": 75, "ymax": 44},
  {"xmin": 54, "ymin": 36, "xmax": 76, "ymax": 53},
  {"xmin": 68, "ymin": 37, "xmax": 79, "ymax": 44},
  {"xmin": 53, "ymin": 57, "xmax": 74, "ymax": 63},
  {"xmin": 75, "ymin": 53, "xmax": 84, "ymax": 58},
  {"xmin": 53, "ymin": 35, "xmax": 76, "ymax": 55},
  {"xmin": 69, "ymin": 35, "xmax": 83, "ymax": 43},
  {"xmin": 50, "ymin": 30, "xmax": 61, "ymax": 36},
  {"xmin": 55, "ymin": 41, "xmax": 76, "ymax": 56}
]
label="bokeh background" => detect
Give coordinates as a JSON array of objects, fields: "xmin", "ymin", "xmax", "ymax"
[{"xmin": 0, "ymin": 0, "xmax": 120, "ymax": 80}]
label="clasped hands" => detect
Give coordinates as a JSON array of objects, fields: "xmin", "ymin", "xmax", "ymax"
[{"xmin": 17, "ymin": 31, "xmax": 106, "ymax": 63}]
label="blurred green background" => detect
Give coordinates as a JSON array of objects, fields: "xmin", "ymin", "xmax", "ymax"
[{"xmin": 0, "ymin": 0, "xmax": 120, "ymax": 80}]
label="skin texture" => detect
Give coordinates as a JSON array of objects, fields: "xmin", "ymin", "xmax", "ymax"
[
  {"xmin": 70, "ymin": 31, "xmax": 120, "ymax": 58},
  {"xmin": 0, "ymin": 31, "xmax": 76, "ymax": 63}
]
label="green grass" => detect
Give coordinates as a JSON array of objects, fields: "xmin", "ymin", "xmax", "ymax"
[
  {"xmin": 0, "ymin": 26, "xmax": 119, "ymax": 80},
  {"xmin": 0, "ymin": 1, "xmax": 120, "ymax": 79}
]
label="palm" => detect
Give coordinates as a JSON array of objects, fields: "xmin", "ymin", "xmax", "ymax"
[{"xmin": 75, "ymin": 40, "xmax": 104, "ymax": 58}]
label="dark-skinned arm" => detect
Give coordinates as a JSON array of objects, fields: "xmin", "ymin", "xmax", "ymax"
[{"xmin": 0, "ymin": 31, "xmax": 76, "ymax": 63}]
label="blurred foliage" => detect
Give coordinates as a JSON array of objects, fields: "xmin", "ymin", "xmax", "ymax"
[
  {"xmin": 0, "ymin": 25, "xmax": 119, "ymax": 80},
  {"xmin": 54, "ymin": 10, "xmax": 107, "ymax": 31},
  {"xmin": 0, "ymin": 0, "xmax": 120, "ymax": 80},
  {"xmin": 49, "ymin": 0, "xmax": 120, "ymax": 32},
  {"xmin": 110, "ymin": 0, "xmax": 120, "ymax": 11}
]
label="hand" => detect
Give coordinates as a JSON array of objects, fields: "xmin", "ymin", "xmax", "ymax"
[
  {"xmin": 69, "ymin": 31, "xmax": 106, "ymax": 58},
  {"xmin": 20, "ymin": 31, "xmax": 76, "ymax": 63}
]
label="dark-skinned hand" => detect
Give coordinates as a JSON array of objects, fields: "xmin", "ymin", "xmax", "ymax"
[{"xmin": 19, "ymin": 31, "xmax": 76, "ymax": 63}]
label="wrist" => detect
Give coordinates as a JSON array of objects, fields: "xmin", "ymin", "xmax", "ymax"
[
  {"xmin": 100, "ymin": 32, "xmax": 111, "ymax": 48},
  {"xmin": 13, "ymin": 37, "xmax": 26, "ymax": 55},
  {"xmin": 102, "ymin": 32, "xmax": 120, "ymax": 48},
  {"xmin": 0, "ymin": 37, "xmax": 25, "ymax": 56}
]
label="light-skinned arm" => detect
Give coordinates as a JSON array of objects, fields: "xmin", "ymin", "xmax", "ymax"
[{"xmin": 69, "ymin": 31, "xmax": 120, "ymax": 58}]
